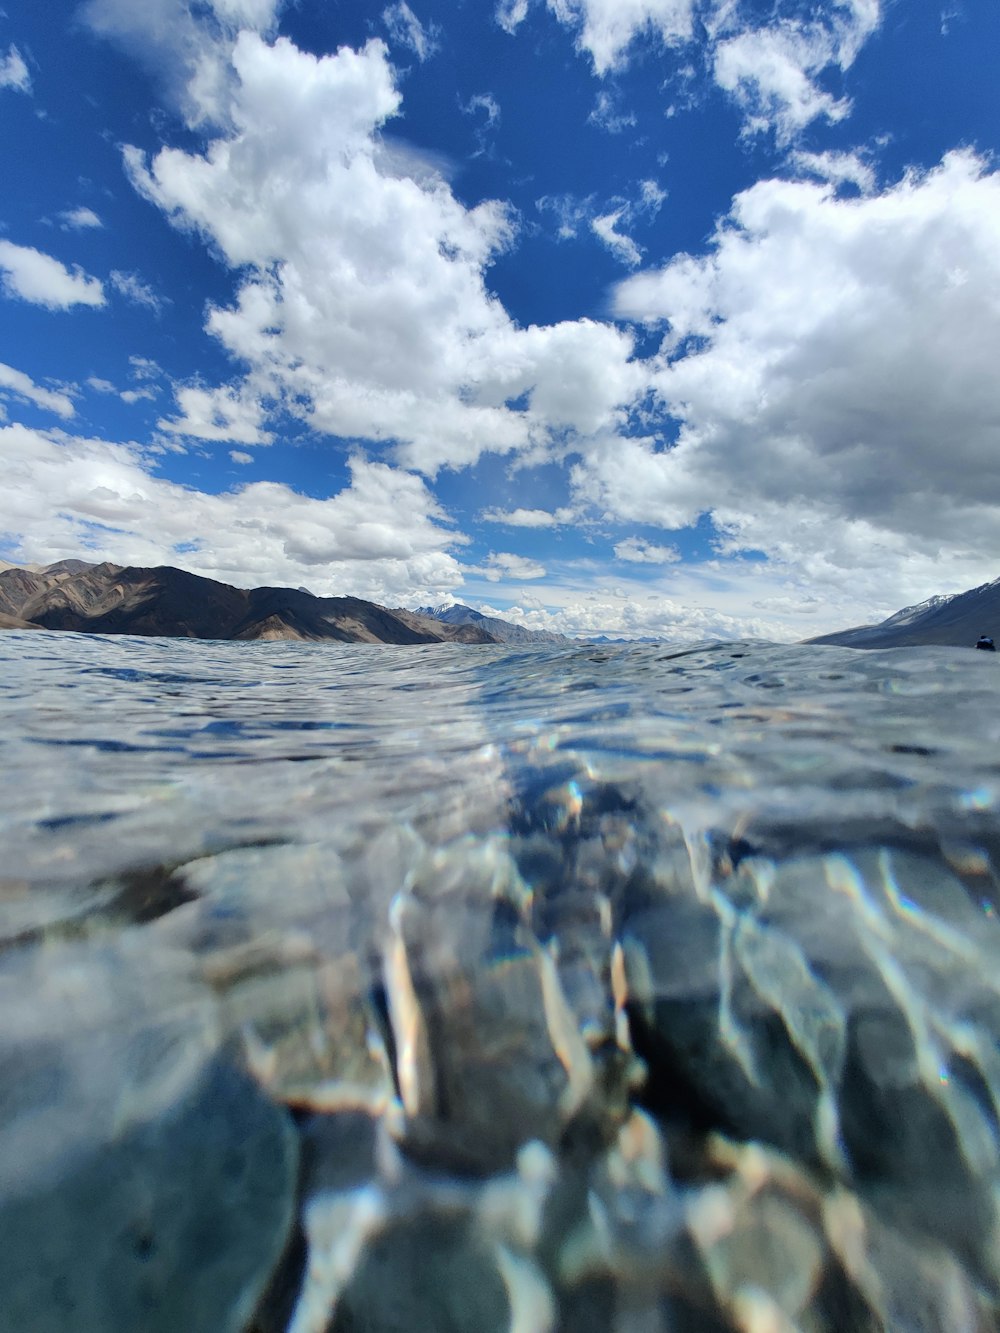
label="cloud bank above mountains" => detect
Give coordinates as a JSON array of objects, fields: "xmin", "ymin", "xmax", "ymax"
[{"xmin": 0, "ymin": 0, "xmax": 997, "ymax": 640}]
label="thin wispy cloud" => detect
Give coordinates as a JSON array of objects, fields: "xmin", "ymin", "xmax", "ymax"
[
  {"xmin": 59, "ymin": 206, "xmax": 103, "ymax": 230},
  {"xmin": 0, "ymin": 42, "xmax": 30, "ymax": 93},
  {"xmin": 383, "ymin": 2, "xmax": 440, "ymax": 61},
  {"xmin": 110, "ymin": 269, "xmax": 167, "ymax": 313},
  {"xmin": 0, "ymin": 362, "xmax": 75, "ymax": 418}
]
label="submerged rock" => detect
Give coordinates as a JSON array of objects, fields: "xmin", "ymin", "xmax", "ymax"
[{"xmin": 0, "ymin": 937, "xmax": 298, "ymax": 1333}]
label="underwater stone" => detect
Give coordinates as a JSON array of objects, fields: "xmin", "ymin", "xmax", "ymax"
[{"xmin": 0, "ymin": 938, "xmax": 298, "ymax": 1333}]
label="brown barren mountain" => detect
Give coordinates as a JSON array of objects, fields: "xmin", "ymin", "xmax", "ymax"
[{"xmin": 0, "ymin": 561, "xmax": 498, "ymax": 645}]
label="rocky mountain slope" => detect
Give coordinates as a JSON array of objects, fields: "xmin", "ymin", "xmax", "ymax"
[
  {"xmin": 0, "ymin": 561, "xmax": 499, "ymax": 644},
  {"xmin": 808, "ymin": 577, "xmax": 1000, "ymax": 649},
  {"xmin": 414, "ymin": 602, "xmax": 568, "ymax": 645}
]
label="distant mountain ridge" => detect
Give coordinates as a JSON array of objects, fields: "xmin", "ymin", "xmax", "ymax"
[
  {"xmin": 0, "ymin": 560, "xmax": 499, "ymax": 645},
  {"xmin": 808, "ymin": 577, "xmax": 1000, "ymax": 649},
  {"xmin": 413, "ymin": 602, "xmax": 569, "ymax": 645}
]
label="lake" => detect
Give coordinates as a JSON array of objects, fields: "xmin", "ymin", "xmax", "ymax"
[{"xmin": 2, "ymin": 629, "xmax": 999, "ymax": 1332}]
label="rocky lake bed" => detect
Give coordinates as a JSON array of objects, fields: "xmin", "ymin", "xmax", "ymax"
[{"xmin": 2, "ymin": 629, "xmax": 1000, "ymax": 1332}]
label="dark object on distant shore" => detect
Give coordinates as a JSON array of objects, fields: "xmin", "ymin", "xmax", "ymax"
[
  {"xmin": 807, "ymin": 575, "xmax": 1000, "ymax": 649},
  {"xmin": 0, "ymin": 559, "xmax": 501, "ymax": 645},
  {"xmin": 976, "ymin": 634, "xmax": 996, "ymax": 651}
]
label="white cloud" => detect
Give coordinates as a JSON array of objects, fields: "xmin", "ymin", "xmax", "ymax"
[
  {"xmin": 230, "ymin": 449, "xmax": 253, "ymax": 464},
  {"xmin": 592, "ymin": 208, "xmax": 643, "ymax": 266},
  {"xmin": 495, "ymin": 0, "xmax": 531, "ymax": 35},
  {"xmin": 638, "ymin": 178, "xmax": 667, "ymax": 214},
  {"xmin": 0, "ymin": 362, "xmax": 75, "ymax": 419},
  {"xmin": 547, "ymin": 0, "xmax": 697, "ymax": 74},
  {"xmin": 711, "ymin": 1, "xmax": 882, "ymax": 141},
  {"xmin": 382, "ymin": 3, "xmax": 440, "ymax": 61},
  {"xmin": 479, "ymin": 551, "xmax": 548, "ymax": 581},
  {"xmin": 789, "ymin": 148, "xmax": 875, "ymax": 194},
  {"xmin": 159, "ymin": 381, "xmax": 272, "ymax": 444},
  {"xmin": 713, "ymin": 24, "xmax": 851, "ymax": 142},
  {"xmin": 81, "ymin": 0, "xmax": 284, "ymax": 126},
  {"xmin": 588, "ymin": 89, "xmax": 636, "ymax": 133},
  {"xmin": 87, "ymin": 367, "xmax": 161, "ymax": 404},
  {"xmin": 504, "ymin": 0, "xmax": 882, "ymax": 140},
  {"xmin": 59, "ymin": 207, "xmax": 104, "ymax": 230},
  {"xmin": 129, "ymin": 355, "xmax": 163, "ymax": 381},
  {"xmin": 460, "ymin": 559, "xmax": 814, "ymax": 640},
  {"xmin": 110, "ymin": 269, "xmax": 167, "ymax": 312},
  {"xmin": 463, "ymin": 92, "xmax": 500, "ymax": 128},
  {"xmin": 481, "ymin": 506, "xmax": 573, "ymax": 527},
  {"xmin": 594, "ymin": 150, "xmax": 1000, "ymax": 612},
  {"xmin": 614, "ymin": 536, "xmax": 680, "ymax": 563},
  {"xmin": 540, "ymin": 183, "xmax": 662, "ymax": 267},
  {"xmin": 536, "ymin": 192, "xmax": 595, "ymax": 241},
  {"xmin": 0, "ymin": 43, "xmax": 30, "ymax": 93},
  {"xmin": 0, "ymin": 422, "xmax": 468, "ymax": 605},
  {"xmin": 123, "ymin": 32, "xmax": 642, "ymax": 474},
  {"xmin": 0, "ymin": 240, "xmax": 105, "ymax": 309}
]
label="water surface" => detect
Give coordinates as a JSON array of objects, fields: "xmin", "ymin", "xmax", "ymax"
[{"xmin": 3, "ymin": 630, "xmax": 1000, "ymax": 1332}]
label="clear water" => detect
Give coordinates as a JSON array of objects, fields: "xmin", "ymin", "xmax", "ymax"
[
  {"xmin": 3, "ymin": 629, "xmax": 1000, "ymax": 1330},
  {"xmin": 4, "ymin": 631, "xmax": 999, "ymax": 918}
]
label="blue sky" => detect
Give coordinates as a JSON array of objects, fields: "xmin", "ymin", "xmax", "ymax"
[{"xmin": 1, "ymin": 0, "xmax": 998, "ymax": 639}]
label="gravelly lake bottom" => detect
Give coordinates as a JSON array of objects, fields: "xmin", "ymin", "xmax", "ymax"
[{"xmin": 2, "ymin": 629, "xmax": 1000, "ymax": 1332}]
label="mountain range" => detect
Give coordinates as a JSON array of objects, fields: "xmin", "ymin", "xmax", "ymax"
[
  {"xmin": 5, "ymin": 557, "xmax": 996, "ymax": 650},
  {"xmin": 413, "ymin": 603, "xmax": 569, "ymax": 645},
  {"xmin": 0, "ymin": 560, "xmax": 501, "ymax": 644},
  {"xmin": 808, "ymin": 577, "xmax": 1000, "ymax": 649}
]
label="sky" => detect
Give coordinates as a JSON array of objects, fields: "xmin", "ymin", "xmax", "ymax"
[{"xmin": 1, "ymin": 0, "xmax": 999, "ymax": 641}]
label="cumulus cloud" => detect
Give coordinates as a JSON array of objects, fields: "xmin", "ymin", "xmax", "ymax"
[
  {"xmin": 0, "ymin": 43, "xmax": 30, "ymax": 93},
  {"xmin": 382, "ymin": 3, "xmax": 440, "ymax": 61},
  {"xmin": 159, "ymin": 381, "xmax": 272, "ymax": 444},
  {"xmin": 503, "ymin": 0, "xmax": 882, "ymax": 140},
  {"xmin": 789, "ymin": 148, "xmax": 875, "ymax": 193},
  {"xmin": 464, "ymin": 561, "xmax": 807, "ymax": 640},
  {"xmin": 59, "ymin": 206, "xmax": 104, "ymax": 230},
  {"xmin": 80, "ymin": 0, "xmax": 284, "ymax": 126},
  {"xmin": 481, "ymin": 505, "xmax": 574, "ymax": 527},
  {"xmin": 596, "ymin": 150, "xmax": 1000, "ymax": 608},
  {"xmin": 546, "ymin": 0, "xmax": 697, "ymax": 74},
  {"xmin": 0, "ymin": 240, "xmax": 105, "ymax": 309},
  {"xmin": 479, "ymin": 551, "xmax": 547, "ymax": 581},
  {"xmin": 229, "ymin": 449, "xmax": 253, "ymax": 464},
  {"xmin": 123, "ymin": 32, "xmax": 642, "ymax": 473},
  {"xmin": 711, "ymin": 2, "xmax": 882, "ymax": 140},
  {"xmin": 0, "ymin": 362, "xmax": 75, "ymax": 419},
  {"xmin": 713, "ymin": 24, "xmax": 850, "ymax": 142},
  {"xmin": 0, "ymin": 422, "xmax": 467, "ymax": 604},
  {"xmin": 614, "ymin": 536, "xmax": 680, "ymax": 563},
  {"xmin": 87, "ymin": 362, "xmax": 164, "ymax": 405}
]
